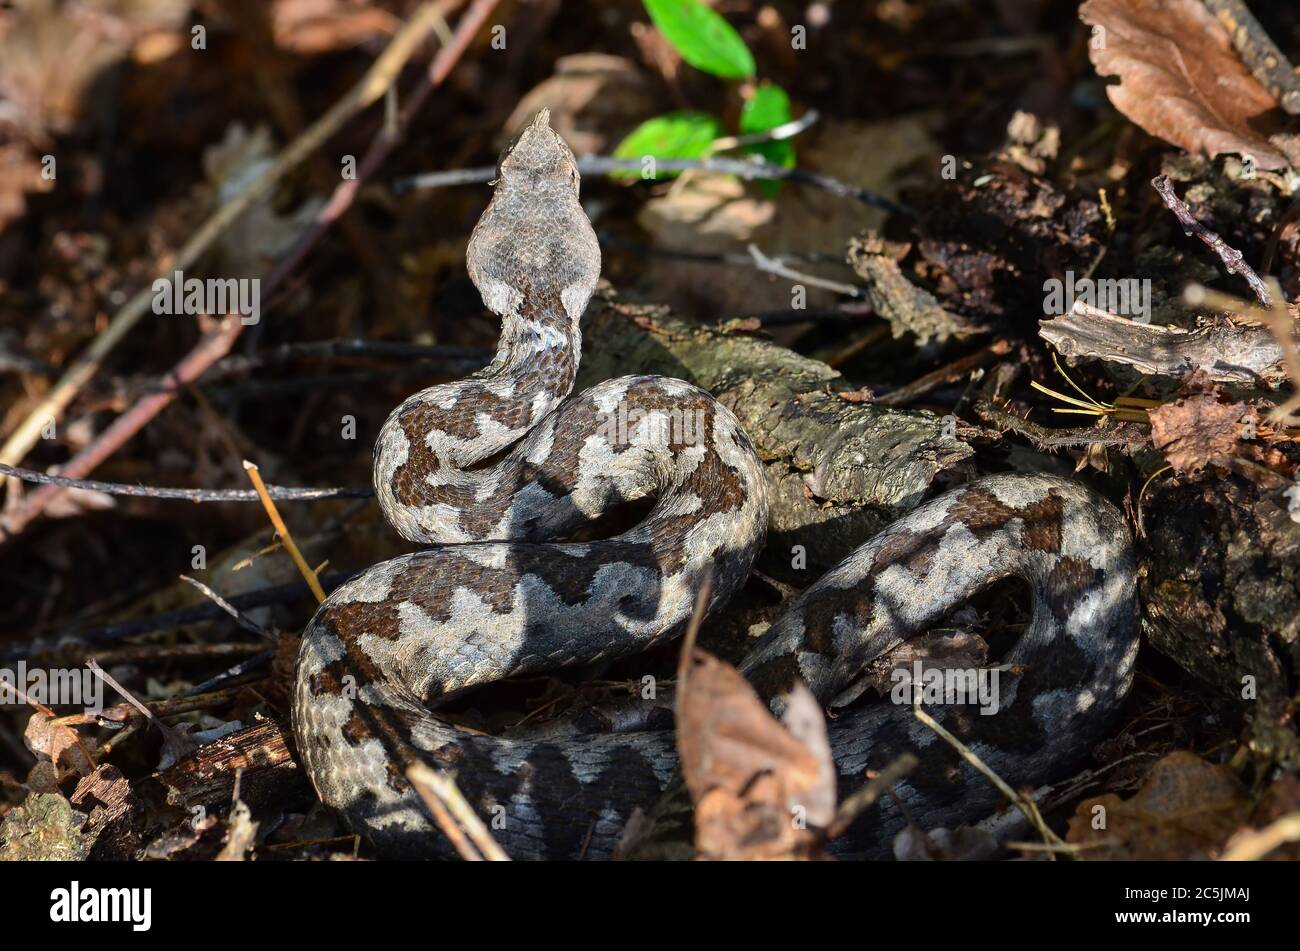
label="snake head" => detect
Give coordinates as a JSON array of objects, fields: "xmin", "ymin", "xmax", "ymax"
[{"xmin": 496, "ymin": 108, "xmax": 581, "ymax": 194}]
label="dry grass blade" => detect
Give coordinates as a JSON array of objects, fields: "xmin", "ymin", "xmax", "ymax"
[
  {"xmin": 912, "ymin": 700, "xmax": 1066, "ymax": 857},
  {"xmin": 405, "ymin": 762, "xmax": 511, "ymax": 861}
]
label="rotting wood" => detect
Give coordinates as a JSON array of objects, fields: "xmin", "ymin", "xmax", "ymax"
[
  {"xmin": 1039, "ymin": 307, "xmax": 1287, "ymax": 386},
  {"xmin": 154, "ymin": 718, "xmax": 306, "ymax": 814}
]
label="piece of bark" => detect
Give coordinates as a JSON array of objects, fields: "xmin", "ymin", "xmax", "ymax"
[
  {"xmin": 154, "ymin": 718, "xmax": 306, "ymax": 813},
  {"xmin": 847, "ymin": 234, "xmax": 984, "ymax": 344},
  {"xmin": 578, "ymin": 290, "xmax": 973, "ymax": 573},
  {"xmin": 70, "ymin": 763, "xmax": 145, "ymax": 860},
  {"xmin": 912, "ymin": 160, "xmax": 1106, "ymax": 327},
  {"xmin": 1039, "ymin": 309, "xmax": 1287, "ymax": 387},
  {"xmin": 1140, "ymin": 473, "xmax": 1300, "ymax": 764},
  {"xmin": 1204, "ymin": 0, "xmax": 1300, "ymax": 115}
]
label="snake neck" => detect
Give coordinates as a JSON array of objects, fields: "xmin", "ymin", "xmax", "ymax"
[{"xmin": 372, "ymin": 284, "xmax": 582, "ymax": 544}]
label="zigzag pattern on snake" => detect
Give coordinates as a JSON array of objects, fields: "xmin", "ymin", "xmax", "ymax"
[{"xmin": 291, "ymin": 110, "xmax": 1140, "ymax": 860}]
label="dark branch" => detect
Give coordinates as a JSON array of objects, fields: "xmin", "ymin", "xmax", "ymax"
[{"xmin": 1151, "ymin": 175, "xmax": 1272, "ymax": 307}]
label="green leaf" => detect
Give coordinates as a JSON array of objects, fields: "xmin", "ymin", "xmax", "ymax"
[
  {"xmin": 740, "ymin": 84, "xmax": 793, "ymax": 138},
  {"xmin": 612, "ymin": 112, "xmax": 724, "ymax": 179},
  {"xmin": 741, "ymin": 84, "xmax": 796, "ymax": 194},
  {"xmin": 643, "ymin": 0, "xmax": 756, "ymax": 79}
]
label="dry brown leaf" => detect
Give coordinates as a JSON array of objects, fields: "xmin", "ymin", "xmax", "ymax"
[
  {"xmin": 1081, "ymin": 0, "xmax": 1299, "ymax": 170},
  {"xmin": 1066, "ymin": 751, "xmax": 1251, "ymax": 859},
  {"xmin": 23, "ymin": 711, "xmax": 95, "ymax": 779},
  {"xmin": 676, "ymin": 648, "xmax": 835, "ymax": 859},
  {"xmin": 1148, "ymin": 367, "xmax": 1256, "ymax": 475}
]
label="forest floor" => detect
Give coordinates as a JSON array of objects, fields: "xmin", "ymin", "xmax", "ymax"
[{"xmin": 0, "ymin": 0, "xmax": 1298, "ymax": 862}]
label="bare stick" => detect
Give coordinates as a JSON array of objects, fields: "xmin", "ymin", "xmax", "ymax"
[
  {"xmin": 746, "ymin": 244, "xmax": 867, "ymax": 298},
  {"xmin": 1, "ymin": 570, "xmax": 359, "ymax": 664},
  {"xmin": 87, "ymin": 659, "xmax": 196, "ymax": 762},
  {"xmin": 1151, "ymin": 175, "xmax": 1272, "ymax": 307},
  {"xmin": 184, "ymin": 651, "xmax": 274, "ymax": 697},
  {"xmin": 875, "ymin": 341, "xmax": 1012, "ymax": 407},
  {"xmin": 1204, "ymin": 0, "xmax": 1300, "ymax": 114},
  {"xmin": 206, "ymin": 339, "xmax": 489, "ymax": 380},
  {"xmin": 1039, "ymin": 306, "xmax": 1286, "ymax": 386},
  {"xmin": 674, "ymin": 573, "xmax": 714, "ymax": 695},
  {"xmin": 1, "ymin": 317, "xmax": 244, "ymax": 540}
]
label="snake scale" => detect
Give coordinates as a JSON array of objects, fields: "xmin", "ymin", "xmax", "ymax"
[{"xmin": 291, "ymin": 111, "xmax": 1140, "ymax": 860}]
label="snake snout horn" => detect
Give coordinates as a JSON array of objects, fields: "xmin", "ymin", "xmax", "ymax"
[{"xmin": 499, "ymin": 108, "xmax": 576, "ymax": 179}]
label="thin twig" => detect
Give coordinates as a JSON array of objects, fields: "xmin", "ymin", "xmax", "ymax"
[
  {"xmin": 827, "ymin": 753, "xmax": 918, "ymax": 839},
  {"xmin": 0, "ymin": 462, "xmax": 368, "ymax": 502},
  {"xmin": 746, "ymin": 244, "xmax": 868, "ymax": 298},
  {"xmin": 1152, "ymin": 175, "xmax": 1272, "ymax": 307},
  {"xmin": 397, "ymin": 155, "xmax": 913, "ymax": 217},
  {"xmin": 1, "ymin": 318, "xmax": 245, "ymax": 539},
  {"xmin": 875, "ymin": 341, "xmax": 1012, "ymax": 407},
  {"xmin": 912, "ymin": 700, "xmax": 1066, "ymax": 856},
  {"xmin": 675, "ymin": 573, "xmax": 714, "ymax": 695},
  {"xmin": 709, "ymin": 108, "xmax": 821, "ymax": 151},
  {"xmin": 206, "ymin": 339, "xmax": 490, "ymax": 381},
  {"xmin": 71, "ymin": 642, "xmax": 265, "ymax": 666},
  {"xmin": 184, "ymin": 651, "xmax": 275, "ymax": 697},
  {"xmin": 179, "ymin": 575, "xmax": 276, "ymax": 639},
  {"xmin": 86, "ymin": 659, "xmax": 197, "ymax": 761},
  {"xmin": 1186, "ymin": 281, "xmax": 1300, "ymax": 422},
  {"xmin": 1, "ymin": 570, "xmax": 359, "ymax": 664},
  {"xmin": 1203, "ymin": 0, "xmax": 1300, "ymax": 114}
]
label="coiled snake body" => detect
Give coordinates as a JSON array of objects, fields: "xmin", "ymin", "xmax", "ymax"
[{"xmin": 292, "ymin": 111, "xmax": 1139, "ymax": 860}]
